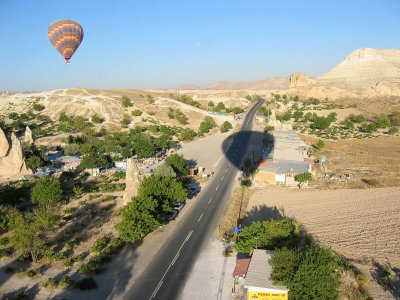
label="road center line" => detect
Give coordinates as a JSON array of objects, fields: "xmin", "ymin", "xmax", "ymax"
[
  {"xmin": 171, "ymin": 252, "xmax": 180, "ymax": 265},
  {"xmin": 221, "ymin": 176, "xmax": 224, "ymax": 180},
  {"xmin": 208, "ymin": 197, "xmax": 213, "ymax": 204},
  {"xmin": 216, "ymin": 185, "xmax": 219, "ymax": 191},
  {"xmin": 225, "ymin": 169, "xmax": 228, "ymax": 173},
  {"xmin": 151, "ymin": 281, "xmax": 163, "ymax": 299},
  {"xmin": 198, "ymin": 213, "xmax": 204, "ymax": 222},
  {"xmin": 186, "ymin": 230, "xmax": 193, "ymax": 241}
]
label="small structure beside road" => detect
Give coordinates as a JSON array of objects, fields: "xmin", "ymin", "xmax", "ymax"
[
  {"xmin": 242, "ymin": 250, "xmax": 288, "ymax": 300},
  {"xmin": 255, "ymin": 130, "xmax": 311, "ymax": 186}
]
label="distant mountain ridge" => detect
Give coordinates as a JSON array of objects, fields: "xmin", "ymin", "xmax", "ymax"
[{"xmin": 174, "ymin": 76, "xmax": 289, "ymax": 90}]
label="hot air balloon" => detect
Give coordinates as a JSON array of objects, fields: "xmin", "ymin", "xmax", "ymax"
[{"xmin": 48, "ymin": 19, "xmax": 84, "ymax": 64}]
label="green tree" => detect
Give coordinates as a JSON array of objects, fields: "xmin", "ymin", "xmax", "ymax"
[
  {"xmin": 63, "ymin": 144, "xmax": 80, "ymax": 156},
  {"xmin": 80, "ymin": 152, "xmax": 112, "ymax": 169},
  {"xmin": 312, "ymin": 116, "xmax": 332, "ymax": 130},
  {"xmin": 138, "ymin": 175, "xmax": 187, "ymax": 214},
  {"xmin": 26, "ymin": 155, "xmax": 43, "ymax": 171},
  {"xmin": 179, "ymin": 128, "xmax": 197, "ymax": 141},
  {"xmin": 154, "ymin": 163, "xmax": 176, "ymax": 178},
  {"xmin": 208, "ymin": 100, "xmax": 214, "ymax": 107},
  {"xmin": 294, "ymin": 172, "xmax": 312, "ymax": 183},
  {"xmin": 199, "ymin": 116, "xmax": 216, "ymax": 135},
  {"xmin": 31, "ymin": 177, "xmax": 62, "ymax": 206},
  {"xmin": 213, "ymin": 102, "xmax": 226, "ymax": 112},
  {"xmin": 175, "ymin": 110, "xmax": 188, "ymax": 125},
  {"xmin": 220, "ymin": 121, "xmax": 233, "ymax": 133},
  {"xmin": 290, "ymin": 246, "xmax": 340, "ymax": 300},
  {"xmin": 264, "ymin": 125, "xmax": 275, "ymax": 133},
  {"xmin": 117, "ymin": 197, "xmax": 160, "ymax": 243},
  {"xmin": 10, "ymin": 207, "xmax": 58, "ymax": 262},
  {"xmin": 121, "ymin": 96, "xmax": 133, "ymax": 108},
  {"xmin": 133, "ymin": 133, "xmax": 155, "ymax": 158},
  {"xmin": 235, "ymin": 219, "xmax": 295, "ymax": 255},
  {"xmin": 165, "ymin": 154, "xmax": 189, "ymax": 176},
  {"xmin": 270, "ymin": 248, "xmax": 300, "ymax": 284},
  {"xmin": 373, "ymin": 115, "xmax": 391, "ymax": 128},
  {"xmin": 154, "ymin": 134, "xmax": 174, "ymax": 149}
]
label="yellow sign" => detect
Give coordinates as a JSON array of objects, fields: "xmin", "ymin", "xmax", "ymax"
[{"xmin": 248, "ymin": 291, "xmax": 288, "ymax": 300}]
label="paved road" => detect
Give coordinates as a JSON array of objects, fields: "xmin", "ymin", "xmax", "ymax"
[{"xmin": 124, "ymin": 99, "xmax": 264, "ymax": 300}]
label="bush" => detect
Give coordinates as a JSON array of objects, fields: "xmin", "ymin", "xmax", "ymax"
[
  {"xmin": 295, "ymin": 172, "xmax": 312, "ymax": 183},
  {"xmin": 33, "ymin": 102, "xmax": 45, "ymax": 111},
  {"xmin": 316, "ymin": 139, "xmax": 325, "ymax": 149},
  {"xmin": 92, "ymin": 237, "xmax": 109, "ymax": 252},
  {"xmin": 373, "ymin": 115, "xmax": 391, "ymax": 128},
  {"xmin": 0, "ymin": 236, "xmax": 9, "ymax": 246},
  {"xmin": 63, "ymin": 143, "xmax": 80, "ymax": 156},
  {"xmin": 312, "ymin": 116, "xmax": 333, "ymax": 130},
  {"xmin": 208, "ymin": 100, "xmax": 214, "ymax": 107},
  {"xmin": 199, "ymin": 116, "xmax": 216, "ymax": 134},
  {"xmin": 31, "ymin": 177, "xmax": 62, "ymax": 206},
  {"xmin": 220, "ymin": 121, "xmax": 233, "ymax": 133},
  {"xmin": 179, "ymin": 128, "xmax": 197, "ymax": 141},
  {"xmin": 91, "ymin": 114, "xmax": 104, "ymax": 124},
  {"xmin": 121, "ymin": 116, "xmax": 131, "ymax": 128},
  {"xmin": 131, "ymin": 109, "xmax": 142, "ymax": 116},
  {"xmin": 388, "ymin": 127, "xmax": 399, "ymax": 135},
  {"xmin": 264, "ymin": 125, "xmax": 274, "ymax": 133},
  {"xmin": 165, "ymin": 154, "xmax": 189, "ymax": 176},
  {"xmin": 348, "ymin": 114, "xmax": 366, "ymax": 123},
  {"xmin": 121, "ymin": 96, "xmax": 133, "ymax": 108}
]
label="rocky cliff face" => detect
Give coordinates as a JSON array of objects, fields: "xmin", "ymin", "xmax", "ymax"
[
  {"xmin": 122, "ymin": 158, "xmax": 141, "ymax": 206},
  {"xmin": 0, "ymin": 128, "xmax": 8, "ymax": 157},
  {"xmin": 316, "ymin": 48, "xmax": 400, "ymax": 94},
  {"xmin": 289, "ymin": 73, "xmax": 313, "ymax": 88},
  {"xmin": 0, "ymin": 128, "xmax": 32, "ymax": 178}
]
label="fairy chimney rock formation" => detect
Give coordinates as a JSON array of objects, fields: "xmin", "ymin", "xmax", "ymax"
[
  {"xmin": 122, "ymin": 158, "xmax": 141, "ymax": 206},
  {"xmin": 0, "ymin": 131, "xmax": 32, "ymax": 178},
  {"xmin": 24, "ymin": 126, "xmax": 34, "ymax": 144},
  {"xmin": 289, "ymin": 73, "xmax": 313, "ymax": 88},
  {"xmin": 0, "ymin": 128, "xmax": 9, "ymax": 157}
]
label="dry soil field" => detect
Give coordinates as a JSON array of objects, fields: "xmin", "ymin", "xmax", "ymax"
[{"xmin": 246, "ymin": 186, "xmax": 400, "ymax": 299}]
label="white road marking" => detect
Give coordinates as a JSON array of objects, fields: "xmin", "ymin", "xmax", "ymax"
[
  {"xmin": 221, "ymin": 176, "xmax": 224, "ymax": 180},
  {"xmin": 150, "ymin": 230, "xmax": 193, "ymax": 299},
  {"xmin": 229, "ymin": 164, "xmax": 231, "ymax": 167},
  {"xmin": 151, "ymin": 281, "xmax": 163, "ymax": 299},
  {"xmin": 216, "ymin": 185, "xmax": 219, "ymax": 191},
  {"xmin": 171, "ymin": 252, "xmax": 180, "ymax": 266},
  {"xmin": 198, "ymin": 213, "xmax": 204, "ymax": 222},
  {"xmin": 186, "ymin": 230, "xmax": 193, "ymax": 241},
  {"xmin": 208, "ymin": 197, "xmax": 213, "ymax": 204},
  {"xmin": 225, "ymin": 169, "xmax": 228, "ymax": 173}
]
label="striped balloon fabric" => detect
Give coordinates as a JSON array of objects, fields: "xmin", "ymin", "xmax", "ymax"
[{"xmin": 48, "ymin": 19, "xmax": 84, "ymax": 63}]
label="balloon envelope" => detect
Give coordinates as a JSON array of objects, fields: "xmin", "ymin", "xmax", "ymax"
[{"xmin": 48, "ymin": 19, "xmax": 84, "ymax": 63}]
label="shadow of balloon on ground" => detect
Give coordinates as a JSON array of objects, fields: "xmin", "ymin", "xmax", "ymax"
[{"xmin": 221, "ymin": 130, "xmax": 274, "ymax": 171}]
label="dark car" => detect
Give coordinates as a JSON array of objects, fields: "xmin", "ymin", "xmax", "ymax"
[
  {"xmin": 188, "ymin": 185, "xmax": 201, "ymax": 198},
  {"xmin": 164, "ymin": 209, "xmax": 178, "ymax": 221}
]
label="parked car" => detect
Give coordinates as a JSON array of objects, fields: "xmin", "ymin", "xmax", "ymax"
[
  {"xmin": 164, "ymin": 209, "xmax": 178, "ymax": 221},
  {"xmin": 172, "ymin": 202, "xmax": 184, "ymax": 212},
  {"xmin": 188, "ymin": 185, "xmax": 201, "ymax": 198}
]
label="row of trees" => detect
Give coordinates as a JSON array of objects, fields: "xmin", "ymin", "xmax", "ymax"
[{"xmin": 117, "ymin": 154, "xmax": 188, "ymax": 242}]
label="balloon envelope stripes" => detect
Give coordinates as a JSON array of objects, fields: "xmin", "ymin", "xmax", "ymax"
[{"xmin": 48, "ymin": 19, "xmax": 83, "ymax": 63}]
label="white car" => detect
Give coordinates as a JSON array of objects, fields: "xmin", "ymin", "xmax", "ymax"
[{"xmin": 172, "ymin": 202, "xmax": 184, "ymax": 212}]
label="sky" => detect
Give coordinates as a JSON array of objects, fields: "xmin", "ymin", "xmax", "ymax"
[{"xmin": 0, "ymin": 0, "xmax": 399, "ymax": 91}]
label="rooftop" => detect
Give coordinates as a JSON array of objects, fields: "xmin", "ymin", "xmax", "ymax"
[
  {"xmin": 259, "ymin": 159, "xmax": 310, "ymax": 174},
  {"xmin": 232, "ymin": 258, "xmax": 251, "ymax": 277},
  {"xmin": 244, "ymin": 249, "xmax": 288, "ymax": 291}
]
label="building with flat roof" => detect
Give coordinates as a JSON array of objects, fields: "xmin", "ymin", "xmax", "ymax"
[
  {"xmin": 243, "ymin": 250, "xmax": 288, "ymax": 300},
  {"xmin": 255, "ymin": 130, "xmax": 311, "ymax": 186}
]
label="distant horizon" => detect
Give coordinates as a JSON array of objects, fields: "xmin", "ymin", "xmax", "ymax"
[{"xmin": 1, "ymin": 0, "xmax": 400, "ymax": 91}]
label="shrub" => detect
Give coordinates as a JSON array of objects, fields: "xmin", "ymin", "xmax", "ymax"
[
  {"xmin": 63, "ymin": 143, "xmax": 80, "ymax": 156},
  {"xmin": 91, "ymin": 114, "xmax": 104, "ymax": 124},
  {"xmin": 316, "ymin": 139, "xmax": 325, "ymax": 149},
  {"xmin": 264, "ymin": 125, "xmax": 274, "ymax": 133},
  {"xmin": 295, "ymin": 172, "xmax": 312, "ymax": 183},
  {"xmin": 220, "ymin": 121, "xmax": 233, "ymax": 133},
  {"xmin": 147, "ymin": 95, "xmax": 155, "ymax": 104},
  {"xmin": 92, "ymin": 237, "xmax": 109, "ymax": 252},
  {"xmin": 199, "ymin": 116, "xmax": 216, "ymax": 134},
  {"xmin": 208, "ymin": 100, "xmax": 214, "ymax": 107},
  {"xmin": 179, "ymin": 128, "xmax": 197, "ymax": 141},
  {"xmin": 0, "ymin": 236, "xmax": 9, "ymax": 246},
  {"xmin": 312, "ymin": 116, "xmax": 333, "ymax": 130},
  {"xmin": 373, "ymin": 115, "xmax": 391, "ymax": 128},
  {"xmin": 25, "ymin": 269, "xmax": 38, "ymax": 277},
  {"xmin": 131, "ymin": 109, "xmax": 142, "ymax": 117},
  {"xmin": 388, "ymin": 127, "xmax": 399, "ymax": 135},
  {"xmin": 121, "ymin": 116, "xmax": 131, "ymax": 128},
  {"xmin": 348, "ymin": 114, "xmax": 366, "ymax": 123},
  {"xmin": 175, "ymin": 110, "xmax": 188, "ymax": 125},
  {"xmin": 31, "ymin": 177, "xmax": 62, "ymax": 206},
  {"xmin": 121, "ymin": 96, "xmax": 133, "ymax": 108},
  {"xmin": 33, "ymin": 102, "xmax": 45, "ymax": 111},
  {"xmin": 74, "ymin": 277, "xmax": 97, "ymax": 290}
]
